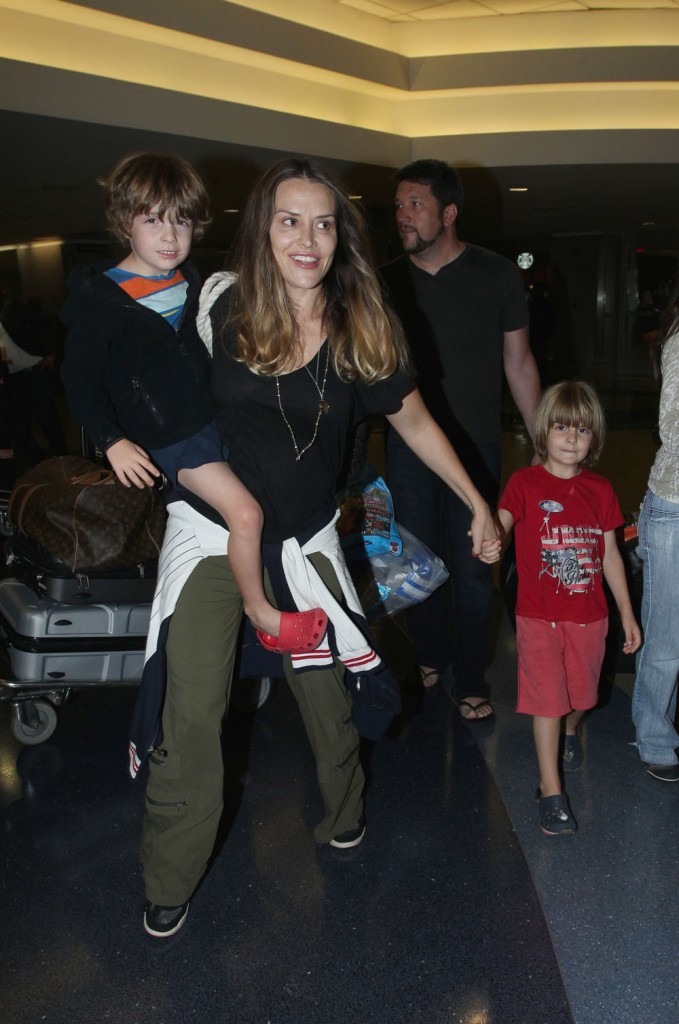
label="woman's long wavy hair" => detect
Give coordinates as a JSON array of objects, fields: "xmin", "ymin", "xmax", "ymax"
[
  {"xmin": 222, "ymin": 157, "xmax": 410, "ymax": 381},
  {"xmin": 650, "ymin": 278, "xmax": 679, "ymax": 382}
]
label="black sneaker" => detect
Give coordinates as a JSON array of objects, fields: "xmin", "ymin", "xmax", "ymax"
[
  {"xmin": 143, "ymin": 901, "xmax": 189, "ymax": 938},
  {"xmin": 645, "ymin": 762, "xmax": 679, "ymax": 783},
  {"xmin": 537, "ymin": 791, "xmax": 577, "ymax": 836},
  {"xmin": 562, "ymin": 733, "xmax": 583, "ymax": 772},
  {"xmin": 329, "ymin": 821, "xmax": 365, "ymax": 849}
]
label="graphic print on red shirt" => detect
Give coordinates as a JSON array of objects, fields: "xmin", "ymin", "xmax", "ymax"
[
  {"xmin": 499, "ymin": 464, "xmax": 624, "ymax": 623},
  {"xmin": 537, "ymin": 500, "xmax": 602, "ymax": 595}
]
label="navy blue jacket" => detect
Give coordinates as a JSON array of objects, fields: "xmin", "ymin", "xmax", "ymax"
[{"xmin": 61, "ymin": 259, "xmax": 213, "ymax": 453}]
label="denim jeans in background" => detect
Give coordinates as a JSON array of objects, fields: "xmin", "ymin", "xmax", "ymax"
[
  {"xmin": 386, "ymin": 430, "xmax": 500, "ymax": 701},
  {"xmin": 632, "ymin": 489, "xmax": 679, "ymax": 766}
]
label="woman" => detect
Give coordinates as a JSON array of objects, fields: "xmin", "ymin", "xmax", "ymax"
[
  {"xmin": 632, "ymin": 280, "xmax": 679, "ymax": 783},
  {"xmin": 139, "ymin": 157, "xmax": 500, "ymax": 938}
]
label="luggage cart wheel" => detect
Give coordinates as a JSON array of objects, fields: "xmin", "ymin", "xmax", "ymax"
[{"xmin": 10, "ymin": 700, "xmax": 58, "ymax": 745}]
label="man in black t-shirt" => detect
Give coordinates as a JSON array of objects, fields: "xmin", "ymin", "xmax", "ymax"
[{"xmin": 381, "ymin": 159, "xmax": 541, "ymax": 720}]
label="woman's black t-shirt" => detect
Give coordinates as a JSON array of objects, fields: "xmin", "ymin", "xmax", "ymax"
[{"xmin": 206, "ymin": 307, "xmax": 413, "ymax": 542}]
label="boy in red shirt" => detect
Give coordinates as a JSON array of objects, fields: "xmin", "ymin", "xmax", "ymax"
[{"xmin": 497, "ymin": 381, "xmax": 640, "ymax": 835}]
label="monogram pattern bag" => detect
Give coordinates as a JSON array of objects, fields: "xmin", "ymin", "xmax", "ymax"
[{"xmin": 7, "ymin": 456, "xmax": 166, "ymax": 572}]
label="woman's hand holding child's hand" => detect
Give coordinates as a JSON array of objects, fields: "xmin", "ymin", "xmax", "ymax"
[
  {"xmin": 478, "ymin": 536, "xmax": 502, "ymax": 564},
  {"xmin": 107, "ymin": 438, "xmax": 160, "ymax": 489},
  {"xmin": 468, "ymin": 506, "xmax": 502, "ymax": 564}
]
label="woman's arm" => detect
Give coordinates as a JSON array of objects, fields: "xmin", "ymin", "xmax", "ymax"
[
  {"xmin": 602, "ymin": 530, "xmax": 642, "ymax": 653},
  {"xmin": 386, "ymin": 388, "xmax": 500, "ymax": 561}
]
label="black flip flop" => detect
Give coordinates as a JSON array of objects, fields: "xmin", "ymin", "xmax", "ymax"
[
  {"xmin": 420, "ymin": 668, "xmax": 441, "ymax": 692},
  {"xmin": 458, "ymin": 698, "xmax": 494, "ymax": 722}
]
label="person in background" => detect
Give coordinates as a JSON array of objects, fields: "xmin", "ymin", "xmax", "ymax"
[
  {"xmin": 497, "ymin": 381, "xmax": 641, "ymax": 835},
  {"xmin": 632, "ymin": 281, "xmax": 679, "ymax": 783},
  {"xmin": 61, "ymin": 152, "xmax": 325, "ymax": 654},
  {"xmin": 380, "ymin": 158, "xmax": 541, "ymax": 719},
  {"xmin": 0, "ymin": 274, "xmax": 66, "ymax": 470}
]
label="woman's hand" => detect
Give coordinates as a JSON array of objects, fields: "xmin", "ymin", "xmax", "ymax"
[
  {"xmin": 468, "ymin": 504, "xmax": 501, "ymax": 563},
  {"xmin": 106, "ymin": 438, "xmax": 160, "ymax": 489}
]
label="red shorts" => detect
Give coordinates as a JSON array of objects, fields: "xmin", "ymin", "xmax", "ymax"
[{"xmin": 515, "ymin": 615, "xmax": 608, "ymax": 718}]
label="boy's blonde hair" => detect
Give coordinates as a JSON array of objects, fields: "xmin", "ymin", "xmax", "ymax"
[
  {"xmin": 533, "ymin": 380, "xmax": 606, "ymax": 467},
  {"xmin": 100, "ymin": 152, "xmax": 211, "ymax": 244}
]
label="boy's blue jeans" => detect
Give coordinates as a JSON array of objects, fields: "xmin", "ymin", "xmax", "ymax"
[{"xmin": 632, "ymin": 489, "xmax": 679, "ymax": 766}]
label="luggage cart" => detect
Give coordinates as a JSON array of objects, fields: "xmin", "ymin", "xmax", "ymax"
[
  {"xmin": 0, "ymin": 574, "xmax": 152, "ymax": 744},
  {"xmin": 0, "ymin": 437, "xmax": 274, "ymax": 745},
  {"xmin": 0, "ymin": 536, "xmax": 273, "ymax": 745}
]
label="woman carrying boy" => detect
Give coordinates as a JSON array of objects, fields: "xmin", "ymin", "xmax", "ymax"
[{"xmin": 61, "ymin": 152, "xmax": 326, "ymax": 654}]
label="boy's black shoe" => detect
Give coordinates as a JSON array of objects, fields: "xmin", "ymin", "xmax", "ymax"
[
  {"xmin": 537, "ymin": 791, "xmax": 577, "ymax": 836},
  {"xmin": 143, "ymin": 901, "xmax": 189, "ymax": 938},
  {"xmin": 562, "ymin": 733, "xmax": 583, "ymax": 772},
  {"xmin": 645, "ymin": 762, "xmax": 679, "ymax": 783},
  {"xmin": 329, "ymin": 821, "xmax": 365, "ymax": 848}
]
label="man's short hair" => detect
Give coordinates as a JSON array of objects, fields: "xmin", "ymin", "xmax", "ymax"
[
  {"xmin": 394, "ymin": 159, "xmax": 464, "ymax": 211},
  {"xmin": 100, "ymin": 152, "xmax": 211, "ymax": 244}
]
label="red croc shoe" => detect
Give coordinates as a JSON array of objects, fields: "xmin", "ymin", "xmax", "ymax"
[{"xmin": 257, "ymin": 608, "xmax": 328, "ymax": 654}]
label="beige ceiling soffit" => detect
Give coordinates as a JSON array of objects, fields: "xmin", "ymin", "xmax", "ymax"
[
  {"xmin": 0, "ymin": 2, "xmax": 401, "ymax": 117},
  {"xmin": 2, "ymin": 2, "xmax": 678, "ymax": 136},
  {"xmin": 401, "ymin": 83, "xmax": 679, "ymax": 136},
  {"xmin": 393, "ymin": 12, "xmax": 679, "ymax": 57}
]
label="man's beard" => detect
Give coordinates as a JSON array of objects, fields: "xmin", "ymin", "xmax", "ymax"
[{"xmin": 402, "ymin": 222, "xmax": 445, "ymax": 254}]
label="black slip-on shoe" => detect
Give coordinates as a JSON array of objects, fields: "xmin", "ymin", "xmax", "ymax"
[
  {"xmin": 537, "ymin": 791, "xmax": 577, "ymax": 836},
  {"xmin": 143, "ymin": 901, "xmax": 189, "ymax": 938},
  {"xmin": 645, "ymin": 762, "xmax": 679, "ymax": 783},
  {"xmin": 329, "ymin": 821, "xmax": 366, "ymax": 849}
]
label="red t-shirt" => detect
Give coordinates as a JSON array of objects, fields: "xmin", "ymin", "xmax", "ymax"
[{"xmin": 499, "ymin": 464, "xmax": 623, "ymax": 623}]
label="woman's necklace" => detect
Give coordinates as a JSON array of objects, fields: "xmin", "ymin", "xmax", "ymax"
[
  {"xmin": 275, "ymin": 342, "xmax": 330, "ymax": 461},
  {"xmin": 304, "ymin": 348, "xmax": 331, "ymax": 414}
]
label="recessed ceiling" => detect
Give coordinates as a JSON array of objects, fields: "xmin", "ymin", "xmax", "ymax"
[{"xmin": 329, "ymin": 0, "xmax": 679, "ymax": 20}]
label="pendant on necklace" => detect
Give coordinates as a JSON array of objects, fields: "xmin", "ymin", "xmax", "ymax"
[{"xmin": 319, "ymin": 400, "xmax": 330, "ymax": 414}]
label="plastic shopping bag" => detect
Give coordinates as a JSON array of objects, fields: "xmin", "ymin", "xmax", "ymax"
[
  {"xmin": 337, "ymin": 470, "xmax": 402, "ymax": 562},
  {"xmin": 347, "ymin": 525, "xmax": 449, "ymax": 621}
]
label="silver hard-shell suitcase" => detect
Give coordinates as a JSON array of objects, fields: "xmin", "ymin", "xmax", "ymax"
[
  {"xmin": 0, "ymin": 577, "xmax": 150, "ymax": 684},
  {"xmin": 0, "ymin": 577, "xmax": 273, "ymax": 746}
]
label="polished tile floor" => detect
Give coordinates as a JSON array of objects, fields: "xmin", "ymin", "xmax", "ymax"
[{"xmin": 1, "ymin": 408, "xmax": 677, "ymax": 1024}]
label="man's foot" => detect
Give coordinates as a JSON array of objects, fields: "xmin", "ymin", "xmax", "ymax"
[
  {"xmin": 419, "ymin": 665, "xmax": 440, "ymax": 691},
  {"xmin": 458, "ymin": 697, "xmax": 494, "ymax": 722},
  {"xmin": 143, "ymin": 901, "xmax": 189, "ymax": 938},
  {"xmin": 644, "ymin": 762, "xmax": 679, "ymax": 782},
  {"xmin": 536, "ymin": 791, "xmax": 577, "ymax": 836},
  {"xmin": 329, "ymin": 821, "xmax": 365, "ymax": 849},
  {"xmin": 562, "ymin": 733, "xmax": 583, "ymax": 772}
]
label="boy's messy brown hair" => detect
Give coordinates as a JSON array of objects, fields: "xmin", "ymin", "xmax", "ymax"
[
  {"xmin": 100, "ymin": 152, "xmax": 211, "ymax": 244},
  {"xmin": 533, "ymin": 380, "xmax": 606, "ymax": 467}
]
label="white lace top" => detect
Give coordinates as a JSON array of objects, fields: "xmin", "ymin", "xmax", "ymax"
[{"xmin": 649, "ymin": 330, "xmax": 679, "ymax": 503}]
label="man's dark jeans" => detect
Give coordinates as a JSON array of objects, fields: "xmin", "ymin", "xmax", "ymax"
[{"xmin": 386, "ymin": 431, "xmax": 500, "ymax": 701}]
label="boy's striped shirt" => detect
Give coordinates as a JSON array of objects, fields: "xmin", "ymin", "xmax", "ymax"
[{"xmin": 106, "ymin": 267, "xmax": 188, "ymax": 330}]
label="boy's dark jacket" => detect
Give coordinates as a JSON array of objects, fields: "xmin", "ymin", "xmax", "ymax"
[{"xmin": 61, "ymin": 259, "xmax": 213, "ymax": 454}]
